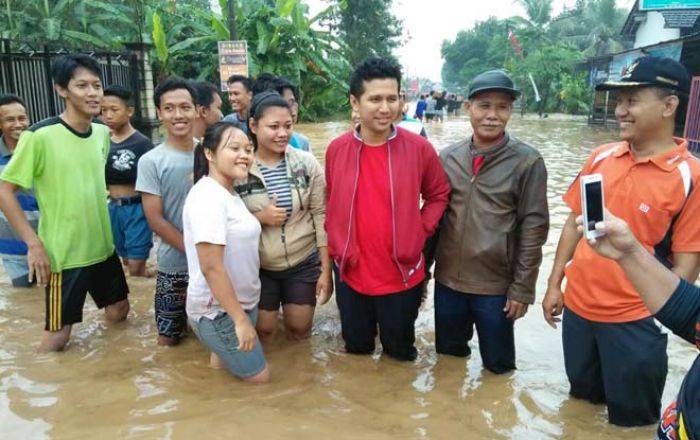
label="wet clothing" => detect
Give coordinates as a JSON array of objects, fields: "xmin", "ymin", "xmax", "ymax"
[
  {"xmin": 135, "ymin": 143, "xmax": 194, "ymax": 273},
  {"xmin": 398, "ymin": 115, "xmax": 428, "ymax": 138},
  {"xmin": 259, "ymin": 250, "xmax": 321, "ymax": 311},
  {"xmin": 435, "ymin": 282, "xmax": 515, "ymax": 374},
  {"xmin": 290, "ymin": 132, "xmax": 312, "ymax": 153},
  {"xmin": 235, "ymin": 146, "xmax": 326, "ymax": 272},
  {"xmin": 325, "ymin": 126, "xmax": 449, "ymax": 293},
  {"xmin": 1, "ymin": 117, "xmax": 114, "ymax": 272},
  {"xmin": 563, "ymin": 138, "xmax": 700, "ymax": 323},
  {"xmin": 434, "ymin": 134, "xmax": 549, "ymax": 305},
  {"xmin": 0, "ymin": 135, "xmax": 38, "ymax": 286},
  {"xmin": 45, "ymin": 252, "xmax": 128, "ymax": 331},
  {"xmin": 105, "ymin": 131, "xmax": 153, "ymax": 185},
  {"xmin": 655, "ymin": 279, "xmax": 700, "ymax": 440},
  {"xmin": 334, "ymin": 266, "xmax": 422, "ymax": 361},
  {"xmin": 563, "ymin": 307, "xmax": 668, "ymax": 427},
  {"xmin": 195, "ymin": 309, "xmax": 267, "ymax": 379},
  {"xmin": 342, "ymin": 143, "xmax": 425, "ymax": 295},
  {"xmin": 155, "ymin": 271, "xmax": 188, "ymax": 339},
  {"xmin": 183, "ymin": 176, "xmax": 261, "ymax": 322},
  {"xmin": 108, "ymin": 199, "xmax": 153, "ymax": 260}
]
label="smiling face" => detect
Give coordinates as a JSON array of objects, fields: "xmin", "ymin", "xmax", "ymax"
[
  {"xmin": 206, "ymin": 127, "xmax": 254, "ymax": 182},
  {"xmin": 156, "ymin": 88, "xmax": 197, "ymax": 139},
  {"xmin": 56, "ymin": 67, "xmax": 103, "ymax": 118},
  {"xmin": 0, "ymin": 102, "xmax": 29, "ymax": 144},
  {"xmin": 249, "ymin": 105, "xmax": 293, "ymax": 157},
  {"xmin": 615, "ymin": 87, "xmax": 677, "ymax": 145},
  {"xmin": 227, "ymin": 81, "xmax": 252, "ymax": 115},
  {"xmin": 350, "ymin": 78, "xmax": 400, "ymax": 138},
  {"xmin": 466, "ymin": 91, "xmax": 514, "ymax": 146}
]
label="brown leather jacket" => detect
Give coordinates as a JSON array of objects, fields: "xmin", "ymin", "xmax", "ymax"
[{"xmin": 433, "ymin": 134, "xmax": 549, "ymax": 304}]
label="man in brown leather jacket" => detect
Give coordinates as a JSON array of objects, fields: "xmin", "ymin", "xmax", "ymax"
[{"xmin": 432, "ymin": 70, "xmax": 549, "ymax": 373}]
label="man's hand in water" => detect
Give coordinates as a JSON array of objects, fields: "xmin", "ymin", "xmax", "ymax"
[{"xmin": 27, "ymin": 239, "xmax": 51, "ymax": 285}]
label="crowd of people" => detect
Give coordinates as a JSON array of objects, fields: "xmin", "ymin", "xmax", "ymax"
[{"xmin": 0, "ymin": 52, "xmax": 697, "ymax": 437}]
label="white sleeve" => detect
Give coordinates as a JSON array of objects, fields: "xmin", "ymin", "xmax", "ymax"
[{"xmin": 188, "ymin": 192, "xmax": 227, "ymax": 246}]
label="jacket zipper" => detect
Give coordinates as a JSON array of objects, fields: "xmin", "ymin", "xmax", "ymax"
[
  {"xmin": 339, "ymin": 143, "xmax": 362, "ymax": 278},
  {"xmin": 387, "ymin": 140, "xmax": 409, "ymax": 286},
  {"xmin": 281, "ymin": 224, "xmax": 291, "ymax": 267}
]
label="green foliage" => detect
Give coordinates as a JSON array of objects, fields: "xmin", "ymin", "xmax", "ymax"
[
  {"xmin": 441, "ymin": 0, "xmax": 626, "ymax": 114},
  {"xmin": 320, "ymin": 0, "xmax": 403, "ymax": 67},
  {"xmin": 0, "ymin": 0, "xmax": 353, "ymax": 121}
]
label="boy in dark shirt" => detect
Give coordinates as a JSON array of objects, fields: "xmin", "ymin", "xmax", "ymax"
[{"xmin": 101, "ymin": 85, "xmax": 154, "ymax": 277}]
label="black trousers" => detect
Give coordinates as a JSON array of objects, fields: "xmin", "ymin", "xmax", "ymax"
[
  {"xmin": 563, "ymin": 307, "xmax": 668, "ymax": 427},
  {"xmin": 334, "ymin": 269, "xmax": 422, "ymax": 361}
]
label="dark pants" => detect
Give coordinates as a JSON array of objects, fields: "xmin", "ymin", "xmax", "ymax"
[
  {"xmin": 562, "ymin": 307, "xmax": 668, "ymax": 427},
  {"xmin": 434, "ymin": 282, "xmax": 515, "ymax": 374},
  {"xmin": 334, "ymin": 272, "xmax": 422, "ymax": 362}
]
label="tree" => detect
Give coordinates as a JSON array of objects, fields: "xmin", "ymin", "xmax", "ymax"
[{"xmin": 321, "ymin": 0, "xmax": 403, "ymax": 66}]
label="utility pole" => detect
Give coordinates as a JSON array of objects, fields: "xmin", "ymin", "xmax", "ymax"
[{"xmin": 227, "ymin": 0, "xmax": 237, "ymax": 40}]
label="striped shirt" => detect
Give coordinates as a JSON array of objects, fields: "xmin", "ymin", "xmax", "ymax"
[{"xmin": 258, "ymin": 158, "xmax": 293, "ymax": 220}]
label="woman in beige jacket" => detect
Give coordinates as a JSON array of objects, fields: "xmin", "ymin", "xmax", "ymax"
[{"xmin": 235, "ymin": 91, "xmax": 332, "ymax": 341}]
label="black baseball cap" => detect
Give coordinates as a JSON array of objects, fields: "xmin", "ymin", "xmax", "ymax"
[
  {"xmin": 468, "ymin": 70, "xmax": 520, "ymax": 100},
  {"xmin": 596, "ymin": 56, "xmax": 690, "ymax": 94}
]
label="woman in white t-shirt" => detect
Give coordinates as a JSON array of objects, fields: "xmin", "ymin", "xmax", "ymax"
[{"xmin": 183, "ymin": 121, "xmax": 269, "ymax": 383}]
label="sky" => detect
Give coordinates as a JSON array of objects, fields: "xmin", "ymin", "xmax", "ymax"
[{"xmin": 305, "ymin": 0, "xmax": 637, "ymax": 83}]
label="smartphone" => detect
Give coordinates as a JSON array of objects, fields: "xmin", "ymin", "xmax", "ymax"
[{"xmin": 580, "ymin": 174, "xmax": 605, "ymax": 239}]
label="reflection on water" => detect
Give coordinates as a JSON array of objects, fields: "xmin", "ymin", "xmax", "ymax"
[{"xmin": 1, "ymin": 115, "xmax": 696, "ymax": 439}]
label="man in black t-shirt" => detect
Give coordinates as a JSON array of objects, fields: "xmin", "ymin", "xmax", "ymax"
[{"xmin": 101, "ymin": 85, "xmax": 154, "ymax": 277}]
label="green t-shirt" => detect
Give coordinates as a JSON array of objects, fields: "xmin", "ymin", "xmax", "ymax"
[{"xmin": 0, "ymin": 117, "xmax": 114, "ymax": 271}]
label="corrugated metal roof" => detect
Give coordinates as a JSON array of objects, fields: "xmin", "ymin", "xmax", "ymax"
[{"xmin": 662, "ymin": 10, "xmax": 700, "ymax": 29}]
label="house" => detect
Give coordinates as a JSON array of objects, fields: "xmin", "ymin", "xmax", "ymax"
[{"xmin": 585, "ymin": 1, "xmax": 700, "ymax": 151}]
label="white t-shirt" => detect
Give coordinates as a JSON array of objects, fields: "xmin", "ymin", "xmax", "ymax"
[{"xmin": 183, "ymin": 176, "xmax": 262, "ymax": 322}]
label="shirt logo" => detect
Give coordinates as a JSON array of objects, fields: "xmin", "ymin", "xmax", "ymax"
[
  {"xmin": 639, "ymin": 202, "xmax": 650, "ymax": 214},
  {"xmin": 111, "ymin": 149, "xmax": 136, "ymax": 171}
]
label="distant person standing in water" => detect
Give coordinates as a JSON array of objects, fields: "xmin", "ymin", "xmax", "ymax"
[{"xmin": 414, "ymin": 94, "xmax": 427, "ymax": 121}]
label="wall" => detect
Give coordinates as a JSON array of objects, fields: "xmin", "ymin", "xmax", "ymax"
[{"xmin": 634, "ymin": 11, "xmax": 680, "ymax": 47}]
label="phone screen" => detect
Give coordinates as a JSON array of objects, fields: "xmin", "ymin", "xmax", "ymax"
[{"xmin": 585, "ymin": 181, "xmax": 603, "ymax": 231}]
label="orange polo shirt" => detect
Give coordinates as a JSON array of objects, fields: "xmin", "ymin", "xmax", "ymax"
[{"xmin": 563, "ymin": 138, "xmax": 700, "ymax": 323}]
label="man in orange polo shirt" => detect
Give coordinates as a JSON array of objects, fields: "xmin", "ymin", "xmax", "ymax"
[{"xmin": 543, "ymin": 56, "xmax": 700, "ymax": 427}]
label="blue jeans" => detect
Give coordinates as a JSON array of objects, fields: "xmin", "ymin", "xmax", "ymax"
[
  {"xmin": 196, "ymin": 309, "xmax": 267, "ymax": 379},
  {"xmin": 434, "ymin": 282, "xmax": 515, "ymax": 374},
  {"xmin": 2, "ymin": 255, "xmax": 33, "ymax": 287}
]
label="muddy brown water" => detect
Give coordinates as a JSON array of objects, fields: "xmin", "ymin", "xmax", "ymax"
[{"xmin": 1, "ymin": 115, "xmax": 696, "ymax": 439}]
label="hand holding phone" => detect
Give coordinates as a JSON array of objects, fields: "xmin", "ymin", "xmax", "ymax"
[{"xmin": 581, "ymin": 174, "xmax": 605, "ymax": 240}]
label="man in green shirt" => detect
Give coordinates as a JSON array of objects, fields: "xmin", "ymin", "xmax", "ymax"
[{"xmin": 0, "ymin": 54, "xmax": 129, "ymax": 352}]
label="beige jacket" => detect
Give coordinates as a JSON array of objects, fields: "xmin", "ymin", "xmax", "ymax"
[{"xmin": 234, "ymin": 146, "xmax": 327, "ymax": 271}]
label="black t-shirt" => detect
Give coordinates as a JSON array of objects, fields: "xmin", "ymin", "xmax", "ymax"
[{"xmin": 105, "ymin": 131, "xmax": 154, "ymax": 185}]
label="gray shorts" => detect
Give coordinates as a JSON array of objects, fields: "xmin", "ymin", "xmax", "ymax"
[{"xmin": 195, "ymin": 309, "xmax": 267, "ymax": 379}]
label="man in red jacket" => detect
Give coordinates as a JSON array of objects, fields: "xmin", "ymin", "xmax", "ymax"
[{"xmin": 325, "ymin": 58, "xmax": 450, "ymax": 361}]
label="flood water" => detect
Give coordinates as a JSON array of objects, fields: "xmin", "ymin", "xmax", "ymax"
[{"xmin": 1, "ymin": 114, "xmax": 696, "ymax": 439}]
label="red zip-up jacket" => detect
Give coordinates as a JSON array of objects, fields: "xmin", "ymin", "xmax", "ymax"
[{"xmin": 325, "ymin": 125, "xmax": 450, "ymax": 285}]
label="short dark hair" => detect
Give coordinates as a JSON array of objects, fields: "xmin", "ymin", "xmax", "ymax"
[
  {"xmin": 251, "ymin": 73, "xmax": 299, "ymax": 103},
  {"xmin": 103, "ymin": 85, "xmax": 134, "ymax": 106},
  {"xmin": 251, "ymin": 73, "xmax": 278, "ymax": 95},
  {"xmin": 227, "ymin": 74, "xmax": 252, "ymax": 92},
  {"xmin": 0, "ymin": 93, "xmax": 25, "ymax": 108},
  {"xmin": 51, "ymin": 54, "xmax": 102, "ymax": 88},
  {"xmin": 349, "ymin": 57, "xmax": 402, "ymax": 98},
  {"xmin": 190, "ymin": 81, "xmax": 219, "ymax": 108},
  {"xmin": 153, "ymin": 76, "xmax": 196, "ymax": 108}
]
